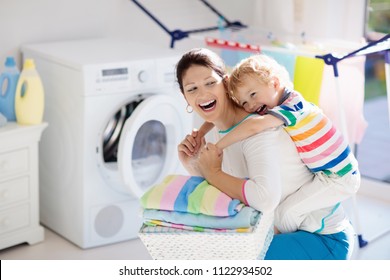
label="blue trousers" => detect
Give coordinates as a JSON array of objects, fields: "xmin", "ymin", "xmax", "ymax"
[{"xmin": 264, "ymin": 225, "xmax": 355, "ymax": 260}]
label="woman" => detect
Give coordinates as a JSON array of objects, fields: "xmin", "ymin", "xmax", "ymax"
[{"xmin": 176, "ymin": 48, "xmax": 355, "ymax": 260}]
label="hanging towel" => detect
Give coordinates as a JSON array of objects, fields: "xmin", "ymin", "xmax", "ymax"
[
  {"xmin": 262, "ymin": 49, "xmax": 296, "ymax": 82},
  {"xmin": 318, "ymin": 56, "xmax": 368, "ymax": 145},
  {"xmin": 293, "ymin": 56, "xmax": 325, "ymax": 106},
  {"xmin": 140, "ymin": 174, "xmax": 244, "ymax": 217}
]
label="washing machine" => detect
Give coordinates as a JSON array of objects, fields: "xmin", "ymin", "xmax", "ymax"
[{"xmin": 21, "ymin": 38, "xmax": 194, "ymax": 249}]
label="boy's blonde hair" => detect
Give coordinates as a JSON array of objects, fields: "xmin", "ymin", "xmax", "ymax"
[{"xmin": 228, "ymin": 54, "xmax": 293, "ymax": 101}]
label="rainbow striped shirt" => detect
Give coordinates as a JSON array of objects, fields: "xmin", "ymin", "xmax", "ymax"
[{"xmin": 268, "ymin": 89, "xmax": 358, "ymax": 177}]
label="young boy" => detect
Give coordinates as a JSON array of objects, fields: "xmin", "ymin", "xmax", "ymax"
[{"xmin": 197, "ymin": 54, "xmax": 360, "ymax": 234}]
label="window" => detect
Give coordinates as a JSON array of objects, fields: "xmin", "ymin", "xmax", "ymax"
[
  {"xmin": 366, "ymin": 0, "xmax": 390, "ymax": 39},
  {"xmin": 357, "ymin": 0, "xmax": 390, "ymax": 183}
]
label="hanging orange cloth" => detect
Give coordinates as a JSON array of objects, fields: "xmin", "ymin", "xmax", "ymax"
[{"xmin": 293, "ymin": 56, "xmax": 325, "ymax": 106}]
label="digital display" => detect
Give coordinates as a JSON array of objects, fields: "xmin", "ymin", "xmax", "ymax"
[{"xmin": 102, "ymin": 68, "xmax": 128, "ymax": 76}]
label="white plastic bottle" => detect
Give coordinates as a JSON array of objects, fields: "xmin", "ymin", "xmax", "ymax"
[{"xmin": 15, "ymin": 59, "xmax": 44, "ymax": 125}]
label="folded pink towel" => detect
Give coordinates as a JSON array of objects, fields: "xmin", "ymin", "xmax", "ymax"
[{"xmin": 140, "ymin": 174, "xmax": 244, "ymax": 217}]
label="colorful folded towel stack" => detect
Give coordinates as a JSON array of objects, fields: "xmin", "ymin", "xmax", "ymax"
[
  {"xmin": 140, "ymin": 174, "xmax": 260, "ymax": 232},
  {"xmin": 139, "ymin": 174, "xmax": 275, "ymax": 260}
]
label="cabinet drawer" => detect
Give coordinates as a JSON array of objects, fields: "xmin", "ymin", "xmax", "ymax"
[
  {"xmin": 0, "ymin": 204, "xmax": 29, "ymax": 235},
  {"xmin": 0, "ymin": 148, "xmax": 29, "ymax": 178},
  {"xmin": 0, "ymin": 177, "xmax": 29, "ymax": 207}
]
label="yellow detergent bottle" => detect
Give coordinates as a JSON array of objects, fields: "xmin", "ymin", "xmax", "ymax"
[{"xmin": 15, "ymin": 59, "xmax": 44, "ymax": 125}]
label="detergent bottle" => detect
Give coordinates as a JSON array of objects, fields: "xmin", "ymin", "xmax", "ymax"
[
  {"xmin": 0, "ymin": 56, "xmax": 20, "ymax": 121},
  {"xmin": 15, "ymin": 59, "xmax": 44, "ymax": 125}
]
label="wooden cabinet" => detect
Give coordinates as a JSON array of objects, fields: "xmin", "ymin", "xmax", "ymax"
[{"xmin": 0, "ymin": 122, "xmax": 47, "ymax": 250}]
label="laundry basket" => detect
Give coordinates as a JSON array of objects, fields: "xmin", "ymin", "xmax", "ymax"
[{"xmin": 138, "ymin": 212, "xmax": 274, "ymax": 260}]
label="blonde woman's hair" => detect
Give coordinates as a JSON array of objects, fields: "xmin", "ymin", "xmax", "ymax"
[{"xmin": 228, "ymin": 54, "xmax": 293, "ymax": 101}]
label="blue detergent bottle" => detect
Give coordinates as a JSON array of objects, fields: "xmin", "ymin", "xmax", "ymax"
[{"xmin": 0, "ymin": 57, "xmax": 20, "ymax": 121}]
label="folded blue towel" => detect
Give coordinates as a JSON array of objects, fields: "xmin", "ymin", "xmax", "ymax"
[{"xmin": 143, "ymin": 206, "xmax": 260, "ymax": 230}]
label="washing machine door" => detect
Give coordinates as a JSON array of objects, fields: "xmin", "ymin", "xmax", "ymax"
[{"xmin": 117, "ymin": 94, "xmax": 187, "ymax": 198}]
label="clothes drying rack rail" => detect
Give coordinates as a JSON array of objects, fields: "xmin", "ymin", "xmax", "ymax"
[
  {"xmin": 131, "ymin": 0, "xmax": 390, "ymax": 249},
  {"xmin": 131, "ymin": 0, "xmax": 247, "ymax": 48}
]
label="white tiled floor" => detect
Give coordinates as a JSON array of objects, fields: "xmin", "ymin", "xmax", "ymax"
[
  {"xmin": 1, "ymin": 178, "xmax": 389, "ymax": 260},
  {"xmin": 344, "ymin": 188, "xmax": 390, "ymax": 260}
]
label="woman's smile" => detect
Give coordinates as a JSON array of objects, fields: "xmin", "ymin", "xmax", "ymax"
[{"xmin": 199, "ymin": 99, "xmax": 217, "ymax": 111}]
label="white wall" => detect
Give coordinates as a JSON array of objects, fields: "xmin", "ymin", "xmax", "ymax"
[
  {"xmin": 253, "ymin": 0, "xmax": 366, "ymax": 43},
  {"xmin": 0, "ymin": 0, "xmax": 366, "ymax": 69},
  {"xmin": 0, "ymin": 0, "xmax": 255, "ymax": 68}
]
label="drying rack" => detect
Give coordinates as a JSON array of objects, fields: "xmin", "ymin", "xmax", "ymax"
[
  {"xmin": 131, "ymin": 0, "xmax": 247, "ymax": 48},
  {"xmin": 131, "ymin": 0, "xmax": 390, "ymax": 249},
  {"xmin": 315, "ymin": 34, "xmax": 390, "ymax": 248}
]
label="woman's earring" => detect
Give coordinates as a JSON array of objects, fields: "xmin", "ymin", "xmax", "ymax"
[{"xmin": 186, "ymin": 104, "xmax": 193, "ymax": 113}]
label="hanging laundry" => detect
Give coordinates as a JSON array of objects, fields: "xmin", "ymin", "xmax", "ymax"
[
  {"xmin": 220, "ymin": 47, "xmax": 240, "ymax": 68},
  {"xmin": 293, "ymin": 56, "xmax": 325, "ymax": 106},
  {"xmin": 318, "ymin": 56, "xmax": 367, "ymax": 145},
  {"xmin": 237, "ymin": 50, "xmax": 253, "ymax": 64},
  {"xmin": 217, "ymin": 19, "xmax": 240, "ymax": 68},
  {"xmin": 261, "ymin": 49, "xmax": 296, "ymax": 82}
]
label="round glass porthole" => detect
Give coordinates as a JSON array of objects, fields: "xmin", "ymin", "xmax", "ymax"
[{"xmin": 131, "ymin": 120, "xmax": 167, "ymax": 189}]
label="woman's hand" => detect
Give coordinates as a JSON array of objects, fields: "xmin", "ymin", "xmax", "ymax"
[
  {"xmin": 198, "ymin": 143, "xmax": 223, "ymax": 180},
  {"xmin": 177, "ymin": 129, "xmax": 204, "ymax": 175},
  {"xmin": 177, "ymin": 129, "xmax": 203, "ymax": 157}
]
